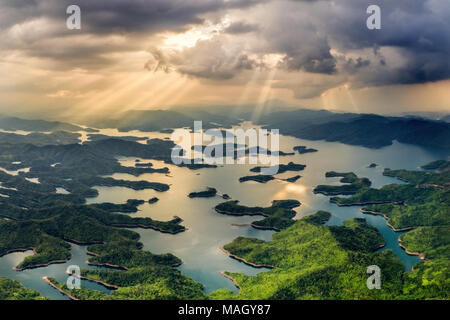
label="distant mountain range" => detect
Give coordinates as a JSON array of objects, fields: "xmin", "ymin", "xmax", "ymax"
[
  {"xmin": 1, "ymin": 107, "xmax": 449, "ymax": 150},
  {"xmin": 0, "ymin": 116, "xmax": 96, "ymax": 133},
  {"xmin": 80, "ymin": 109, "xmax": 243, "ymax": 132},
  {"xmin": 255, "ymin": 109, "xmax": 450, "ymax": 149}
]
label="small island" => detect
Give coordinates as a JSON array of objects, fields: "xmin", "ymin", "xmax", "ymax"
[
  {"xmin": 239, "ymin": 175, "xmax": 275, "ymax": 183},
  {"xmin": 283, "ymin": 175, "xmax": 302, "ymax": 183},
  {"xmin": 215, "ymin": 199, "xmax": 301, "ymax": 231},
  {"xmin": 250, "ymin": 162, "xmax": 306, "ymax": 174},
  {"xmin": 293, "ymin": 145, "xmax": 318, "ymax": 154},
  {"xmin": 148, "ymin": 197, "xmax": 159, "ymax": 204},
  {"xmin": 313, "ymin": 172, "xmax": 371, "ymax": 196},
  {"xmin": 367, "ymin": 163, "xmax": 378, "ymax": 168},
  {"xmin": 188, "ymin": 187, "xmax": 217, "ymax": 198}
]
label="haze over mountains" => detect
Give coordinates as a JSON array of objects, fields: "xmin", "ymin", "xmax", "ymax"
[{"xmin": 1, "ymin": 107, "xmax": 449, "ymax": 150}]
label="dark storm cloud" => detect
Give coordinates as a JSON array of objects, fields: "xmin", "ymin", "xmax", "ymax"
[
  {"xmin": 1, "ymin": 0, "xmax": 449, "ymax": 89},
  {"xmin": 322, "ymin": 0, "xmax": 450, "ymax": 84},
  {"xmin": 0, "ymin": 0, "xmax": 266, "ymax": 34}
]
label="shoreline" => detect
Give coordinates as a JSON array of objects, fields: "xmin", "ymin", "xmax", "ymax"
[
  {"xmin": 78, "ymin": 274, "xmax": 119, "ymax": 290},
  {"xmin": 220, "ymin": 246, "xmax": 276, "ymax": 269},
  {"xmin": 1, "ymin": 247, "xmax": 72, "ymax": 271},
  {"xmin": 398, "ymin": 238, "xmax": 425, "ymax": 260},
  {"xmin": 111, "ymin": 216, "xmax": 185, "ymax": 234},
  {"xmin": 230, "ymin": 222, "xmax": 280, "ymax": 232},
  {"xmin": 360, "ymin": 209, "xmax": 415, "ymax": 232},
  {"xmin": 220, "ymin": 271, "xmax": 241, "ymax": 290},
  {"xmin": 215, "ymin": 208, "xmax": 268, "ymax": 217},
  {"xmin": 85, "ymin": 259, "xmax": 128, "ymax": 270},
  {"xmin": 332, "ymin": 200, "xmax": 400, "ymax": 207},
  {"xmin": 42, "ymin": 276, "xmax": 79, "ymax": 300}
]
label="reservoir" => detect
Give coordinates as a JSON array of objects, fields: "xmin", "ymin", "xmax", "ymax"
[{"xmin": 0, "ymin": 126, "xmax": 448, "ymax": 298}]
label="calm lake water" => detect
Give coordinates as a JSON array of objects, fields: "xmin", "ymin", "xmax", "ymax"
[{"xmin": 1, "ymin": 125, "xmax": 448, "ymax": 299}]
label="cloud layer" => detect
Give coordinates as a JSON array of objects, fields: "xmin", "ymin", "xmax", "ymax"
[{"xmin": 0, "ymin": 0, "xmax": 449, "ymax": 114}]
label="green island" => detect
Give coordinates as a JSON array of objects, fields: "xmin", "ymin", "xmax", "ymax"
[
  {"xmin": 149, "ymin": 197, "xmax": 159, "ymax": 204},
  {"xmin": 249, "ymin": 162, "xmax": 306, "ymax": 174},
  {"xmin": 90, "ymin": 199, "xmax": 145, "ymax": 213},
  {"xmin": 239, "ymin": 175, "xmax": 275, "ymax": 183},
  {"xmin": 214, "ymin": 200, "xmax": 301, "ymax": 231},
  {"xmin": 293, "ymin": 146, "xmax": 318, "ymax": 154},
  {"xmin": 188, "ymin": 187, "xmax": 217, "ymax": 198},
  {"xmin": 313, "ymin": 172, "xmax": 371, "ymax": 195}
]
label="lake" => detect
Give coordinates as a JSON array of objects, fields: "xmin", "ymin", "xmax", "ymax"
[{"xmin": 1, "ymin": 125, "xmax": 448, "ymax": 298}]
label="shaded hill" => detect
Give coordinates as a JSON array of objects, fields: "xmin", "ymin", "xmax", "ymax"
[
  {"xmin": 81, "ymin": 109, "xmax": 242, "ymax": 132},
  {"xmin": 257, "ymin": 112, "xmax": 450, "ymax": 149},
  {"xmin": 0, "ymin": 116, "xmax": 95, "ymax": 132}
]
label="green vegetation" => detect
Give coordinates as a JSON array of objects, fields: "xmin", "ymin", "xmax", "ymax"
[
  {"xmin": 215, "ymin": 200, "xmax": 300, "ymax": 231},
  {"xmin": 211, "ymin": 212, "xmax": 409, "ymax": 299},
  {"xmin": 90, "ymin": 199, "xmax": 145, "ymax": 213},
  {"xmin": 0, "ymin": 277, "xmax": 47, "ymax": 300},
  {"xmin": 0, "ymin": 204, "xmax": 185, "ymax": 270},
  {"xmin": 306, "ymin": 161, "xmax": 449, "ymax": 299},
  {"xmin": 328, "ymin": 164, "xmax": 449, "ymax": 231},
  {"xmin": 400, "ymin": 226, "xmax": 450, "ymax": 260},
  {"xmin": 0, "ymin": 220, "xmax": 71, "ymax": 270},
  {"xmin": 313, "ymin": 172, "xmax": 371, "ymax": 195},
  {"xmin": 211, "ymin": 211, "xmax": 449, "ymax": 299},
  {"xmin": 188, "ymin": 187, "xmax": 217, "ymax": 198},
  {"xmin": 302, "ymin": 210, "xmax": 331, "ymax": 225},
  {"xmin": 44, "ymin": 240, "xmax": 206, "ymax": 300}
]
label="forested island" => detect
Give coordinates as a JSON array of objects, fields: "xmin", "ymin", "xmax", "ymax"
[
  {"xmin": 215, "ymin": 200, "xmax": 301, "ymax": 231},
  {"xmin": 250, "ymin": 162, "xmax": 306, "ymax": 174},
  {"xmin": 313, "ymin": 172, "xmax": 371, "ymax": 195},
  {"xmin": 293, "ymin": 146, "xmax": 318, "ymax": 154},
  {"xmin": 188, "ymin": 187, "xmax": 217, "ymax": 198}
]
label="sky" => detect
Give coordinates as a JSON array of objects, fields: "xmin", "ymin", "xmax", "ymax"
[{"xmin": 0, "ymin": 0, "xmax": 449, "ymax": 119}]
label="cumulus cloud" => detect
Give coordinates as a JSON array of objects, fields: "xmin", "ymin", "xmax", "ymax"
[
  {"xmin": 0, "ymin": 0, "xmax": 449, "ymax": 100},
  {"xmin": 146, "ymin": 38, "xmax": 264, "ymax": 79}
]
